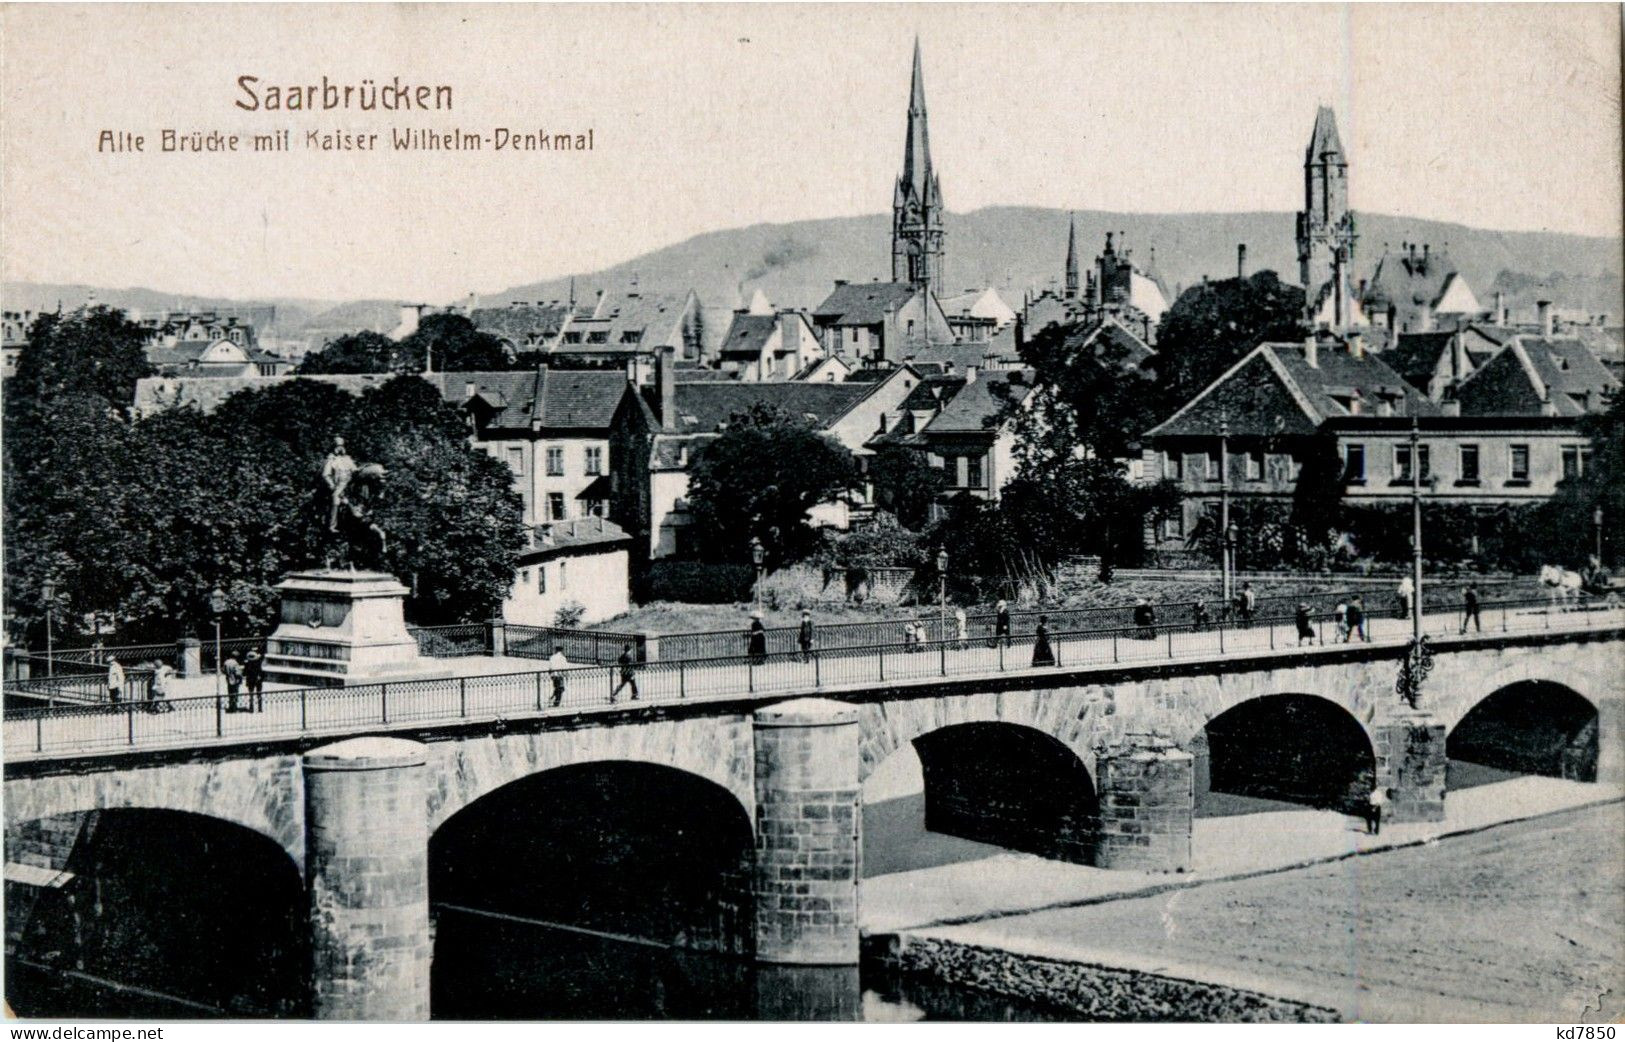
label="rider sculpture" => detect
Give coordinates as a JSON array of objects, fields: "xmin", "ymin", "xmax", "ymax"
[{"xmin": 321, "ymin": 436, "xmax": 389, "ymax": 567}]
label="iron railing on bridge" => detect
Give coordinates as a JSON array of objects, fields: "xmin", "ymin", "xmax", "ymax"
[{"xmin": 4, "ymin": 593, "xmax": 1613, "ymax": 761}]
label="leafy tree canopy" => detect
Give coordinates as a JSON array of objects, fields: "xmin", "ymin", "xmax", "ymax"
[
  {"xmin": 1153, "ymin": 271, "xmax": 1308, "ymax": 410},
  {"xmin": 8, "ymin": 306, "xmax": 152, "ymax": 413},
  {"xmin": 295, "ymin": 314, "xmax": 512, "ymax": 375},
  {"xmin": 685, "ymin": 403, "xmax": 860, "ymax": 566},
  {"xmin": 866, "ymin": 444, "xmax": 948, "ymax": 531}
]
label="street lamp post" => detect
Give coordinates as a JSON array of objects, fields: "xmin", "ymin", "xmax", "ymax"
[
  {"xmin": 1595, "ymin": 505, "xmax": 1605, "ymax": 565},
  {"xmin": 40, "ymin": 580, "xmax": 55, "ymax": 678},
  {"xmin": 210, "ymin": 587, "xmax": 227, "ymax": 700},
  {"xmin": 1224, "ymin": 522, "xmax": 1238, "ymax": 614},
  {"xmin": 936, "ymin": 549, "xmax": 949, "ymax": 641},
  {"xmin": 1410, "ymin": 416, "xmax": 1423, "ymax": 642},
  {"xmin": 1219, "ymin": 416, "xmax": 1231, "ymax": 606},
  {"xmin": 750, "ymin": 537, "xmax": 765, "ymax": 616}
]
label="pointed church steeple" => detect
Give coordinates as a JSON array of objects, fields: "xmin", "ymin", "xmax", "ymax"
[
  {"xmin": 891, "ymin": 38, "xmax": 945, "ymax": 296},
  {"xmin": 1064, "ymin": 213, "xmax": 1079, "ymax": 299},
  {"xmin": 1297, "ymin": 105, "xmax": 1356, "ymax": 301}
]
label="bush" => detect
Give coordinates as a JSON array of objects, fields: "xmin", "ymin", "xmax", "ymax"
[
  {"xmin": 553, "ymin": 600, "xmax": 586, "ymax": 628},
  {"xmin": 643, "ymin": 561, "xmax": 756, "ymax": 604}
]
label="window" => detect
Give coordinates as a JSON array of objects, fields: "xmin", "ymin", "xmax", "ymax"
[
  {"xmin": 1561, "ymin": 445, "xmax": 1592, "ymax": 480},
  {"xmin": 1246, "ymin": 450, "xmax": 1264, "ymax": 482},
  {"xmin": 1509, "ymin": 444, "xmax": 1530, "ymax": 483},
  {"xmin": 1165, "ymin": 452, "xmax": 1183, "ymax": 481},
  {"xmin": 587, "ymin": 331, "xmax": 609, "ymax": 344},
  {"xmin": 1343, "ymin": 444, "xmax": 1366, "ymax": 484},
  {"xmin": 537, "ymin": 566, "xmax": 547, "ymax": 594},
  {"xmin": 562, "ymin": 331, "xmax": 582, "ymax": 345},
  {"xmin": 1459, "ymin": 444, "xmax": 1480, "ymax": 484},
  {"xmin": 546, "ymin": 446, "xmax": 564, "ymax": 476},
  {"xmin": 1161, "ymin": 512, "xmax": 1184, "ymax": 540},
  {"xmin": 547, "ymin": 492, "xmax": 566, "ymax": 520},
  {"xmin": 620, "ymin": 331, "xmax": 642, "ymax": 344},
  {"xmin": 1394, "ymin": 444, "xmax": 1431, "ymax": 483},
  {"xmin": 1205, "ymin": 449, "xmax": 1221, "ymax": 481},
  {"xmin": 559, "ymin": 559, "xmax": 568, "ymax": 590},
  {"xmin": 967, "ymin": 454, "xmax": 985, "ymax": 489},
  {"xmin": 504, "ymin": 446, "xmax": 524, "ymax": 477},
  {"xmin": 585, "ymin": 499, "xmax": 608, "ymax": 518},
  {"xmin": 585, "ymin": 446, "xmax": 604, "ymax": 476}
]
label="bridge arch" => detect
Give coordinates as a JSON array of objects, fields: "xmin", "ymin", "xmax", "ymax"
[
  {"xmin": 5, "ymin": 807, "xmax": 308, "ymax": 1018},
  {"xmin": 426, "ymin": 718, "xmax": 755, "ymax": 833},
  {"xmin": 1196, "ymin": 692, "xmax": 1376, "ymax": 813},
  {"xmin": 857, "ymin": 690, "xmax": 1101, "ymax": 788},
  {"xmin": 2, "ymin": 758, "xmax": 304, "ymax": 871},
  {"xmin": 428, "ymin": 760, "xmax": 756, "ymax": 1018},
  {"xmin": 1432, "ymin": 653, "xmax": 1612, "ymax": 734},
  {"xmin": 1447, "ymin": 681, "xmax": 1600, "ymax": 785}
]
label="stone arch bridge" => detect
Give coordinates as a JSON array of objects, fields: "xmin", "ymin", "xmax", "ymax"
[{"xmin": 5, "ymin": 628, "xmax": 1620, "ymax": 1019}]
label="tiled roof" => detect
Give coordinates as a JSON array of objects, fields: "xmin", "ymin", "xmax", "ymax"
[
  {"xmin": 663, "ymin": 381, "xmax": 879, "ymax": 434},
  {"xmin": 812, "ymin": 282, "xmax": 919, "ymax": 326},
  {"xmin": 1061, "ymin": 318, "xmax": 1156, "ymax": 370},
  {"xmin": 519, "ymin": 516, "xmax": 632, "ymax": 560},
  {"xmin": 1384, "ymin": 331, "xmax": 1457, "ymax": 391},
  {"xmin": 133, "ymin": 373, "xmax": 399, "ymax": 415},
  {"xmin": 470, "ymin": 304, "xmax": 576, "ymax": 341},
  {"xmin": 903, "ymin": 342, "xmax": 1014, "ymax": 374},
  {"xmin": 718, "ymin": 313, "xmax": 779, "ymax": 358},
  {"xmin": 1148, "ymin": 339, "xmax": 1438, "ymax": 439},
  {"xmin": 535, "ymin": 368, "xmax": 637, "ymax": 428},
  {"xmin": 1456, "ymin": 336, "xmax": 1619, "ymax": 417},
  {"xmin": 1361, "ymin": 248, "xmax": 1461, "ymax": 311},
  {"xmin": 920, "ymin": 372, "xmax": 1032, "ymax": 435}
]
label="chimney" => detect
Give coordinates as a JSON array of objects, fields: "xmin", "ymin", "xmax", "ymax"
[
  {"xmin": 1451, "ymin": 329, "xmax": 1467, "ymax": 381},
  {"xmin": 1538, "ymin": 300, "xmax": 1553, "ymax": 337},
  {"xmin": 1541, "ymin": 393, "xmax": 1558, "ymax": 417},
  {"xmin": 656, "ymin": 346, "xmax": 676, "ymax": 429},
  {"xmin": 1303, "ymin": 335, "xmax": 1318, "ymax": 369},
  {"xmin": 1423, "ymin": 243, "xmax": 1430, "ymax": 268},
  {"xmin": 1236, "ymin": 244, "xmax": 1248, "ymax": 280},
  {"xmin": 1599, "ymin": 313, "xmax": 1610, "ymax": 328},
  {"xmin": 1495, "ymin": 291, "xmax": 1507, "ymax": 326},
  {"xmin": 1442, "ymin": 398, "xmax": 1461, "ymax": 417},
  {"xmin": 964, "ymin": 365, "xmax": 977, "ymax": 384},
  {"xmin": 1348, "ymin": 333, "xmax": 1365, "ymax": 360}
]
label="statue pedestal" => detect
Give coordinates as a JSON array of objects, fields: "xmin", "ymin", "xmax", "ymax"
[{"xmin": 264, "ymin": 570, "xmax": 449, "ymax": 688}]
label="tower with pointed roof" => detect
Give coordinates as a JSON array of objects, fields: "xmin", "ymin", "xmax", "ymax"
[
  {"xmin": 891, "ymin": 40, "xmax": 945, "ymax": 297},
  {"xmin": 1296, "ymin": 106, "xmax": 1357, "ymax": 300},
  {"xmin": 1064, "ymin": 214, "xmax": 1080, "ymax": 299}
]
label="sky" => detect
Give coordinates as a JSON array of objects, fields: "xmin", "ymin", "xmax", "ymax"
[{"xmin": 1, "ymin": 3, "xmax": 1620, "ymax": 303}]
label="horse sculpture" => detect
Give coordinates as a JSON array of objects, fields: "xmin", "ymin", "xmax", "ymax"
[{"xmin": 1539, "ymin": 564, "xmax": 1584, "ymax": 611}]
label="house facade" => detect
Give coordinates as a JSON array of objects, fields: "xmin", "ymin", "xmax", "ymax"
[
  {"xmin": 503, "ymin": 516, "xmax": 633, "ymax": 627},
  {"xmin": 810, "ymin": 281, "xmax": 953, "ymax": 366}
]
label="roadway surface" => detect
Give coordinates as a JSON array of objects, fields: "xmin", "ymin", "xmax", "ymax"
[
  {"xmin": 6, "ymin": 600, "xmax": 1618, "ymax": 762},
  {"xmin": 901, "ymin": 800, "xmax": 1624, "ymax": 1022}
]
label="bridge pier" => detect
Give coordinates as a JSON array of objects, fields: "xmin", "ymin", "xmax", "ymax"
[
  {"xmin": 752, "ymin": 698, "xmax": 861, "ymax": 965},
  {"xmin": 304, "ymin": 737, "xmax": 431, "ymax": 1020},
  {"xmin": 1094, "ymin": 735, "xmax": 1193, "ymax": 873},
  {"xmin": 1373, "ymin": 713, "xmax": 1447, "ymax": 823}
]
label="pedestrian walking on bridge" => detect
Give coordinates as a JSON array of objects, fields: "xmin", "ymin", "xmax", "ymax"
[
  {"xmin": 147, "ymin": 662, "xmax": 175, "ymax": 713},
  {"xmin": 244, "ymin": 648, "xmax": 265, "ymax": 712},
  {"xmin": 1191, "ymin": 600, "xmax": 1210, "ymax": 632},
  {"xmin": 798, "ymin": 610, "xmax": 815, "ymax": 663},
  {"xmin": 954, "ymin": 607, "xmax": 968, "ymax": 649},
  {"xmin": 994, "ymin": 599, "xmax": 1011, "ymax": 648},
  {"xmin": 1334, "ymin": 600, "xmax": 1349, "ymax": 642},
  {"xmin": 1364, "ymin": 786, "xmax": 1387, "ymax": 835},
  {"xmin": 1346, "ymin": 596, "xmax": 1368, "ymax": 643},
  {"xmin": 1396, "ymin": 575, "xmax": 1414, "ymax": 621},
  {"xmin": 547, "ymin": 645, "xmax": 568, "ymax": 706},
  {"xmin": 1295, "ymin": 603, "xmax": 1316, "ymax": 645},
  {"xmin": 610, "ymin": 643, "xmax": 639, "ymax": 702},
  {"xmin": 223, "ymin": 655, "xmax": 243, "ymax": 712},
  {"xmin": 1460, "ymin": 584, "xmax": 1481, "ymax": 634},
  {"xmin": 1133, "ymin": 598, "xmax": 1156, "ymax": 641},
  {"xmin": 747, "ymin": 614, "xmax": 767, "ymax": 664},
  {"xmin": 106, "ymin": 659, "xmax": 125, "ymax": 705},
  {"xmin": 1031, "ymin": 615, "xmax": 1056, "ymax": 667},
  {"xmin": 1238, "ymin": 582, "xmax": 1256, "ymax": 628}
]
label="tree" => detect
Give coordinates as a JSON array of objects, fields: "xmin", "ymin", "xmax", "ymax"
[
  {"xmin": 1533, "ymin": 388, "xmax": 1624, "ymax": 568},
  {"xmin": 398, "ymin": 313, "xmax": 511, "ymax": 371},
  {"xmin": 294, "ymin": 330, "xmax": 401, "ymax": 374},
  {"xmin": 8, "ymin": 307, "xmax": 153, "ymax": 411},
  {"xmin": 866, "ymin": 444, "xmax": 947, "ymax": 530},
  {"xmin": 685, "ymin": 403, "xmax": 860, "ymax": 565},
  {"xmin": 1153, "ymin": 271, "xmax": 1308, "ymax": 409},
  {"xmin": 5, "ymin": 370, "xmax": 526, "ymax": 644},
  {"xmin": 297, "ymin": 314, "xmax": 512, "ymax": 375}
]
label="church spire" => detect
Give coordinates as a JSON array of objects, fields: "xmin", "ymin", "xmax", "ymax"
[
  {"xmin": 891, "ymin": 38, "xmax": 944, "ymax": 295},
  {"xmin": 1296, "ymin": 105, "xmax": 1355, "ymax": 305},
  {"xmin": 1064, "ymin": 213, "xmax": 1079, "ymax": 299}
]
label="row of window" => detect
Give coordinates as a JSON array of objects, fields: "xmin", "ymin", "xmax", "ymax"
[
  {"xmin": 1164, "ymin": 450, "xmax": 1290, "ymax": 483},
  {"xmin": 1342, "ymin": 443, "xmax": 1592, "ymax": 486},
  {"xmin": 503, "ymin": 445, "xmax": 606, "ymax": 477}
]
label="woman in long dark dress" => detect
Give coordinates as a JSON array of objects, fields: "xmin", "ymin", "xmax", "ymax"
[
  {"xmin": 747, "ymin": 614, "xmax": 768, "ymax": 664},
  {"xmin": 1031, "ymin": 615, "xmax": 1056, "ymax": 666}
]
